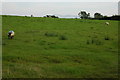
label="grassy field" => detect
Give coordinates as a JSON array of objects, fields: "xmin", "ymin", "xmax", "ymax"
[{"xmin": 2, "ymin": 15, "xmax": 118, "ymax": 78}]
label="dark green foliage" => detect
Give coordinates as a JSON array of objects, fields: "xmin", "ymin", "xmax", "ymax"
[
  {"xmin": 94, "ymin": 13, "xmax": 103, "ymax": 19},
  {"xmin": 78, "ymin": 11, "xmax": 90, "ymax": 19}
]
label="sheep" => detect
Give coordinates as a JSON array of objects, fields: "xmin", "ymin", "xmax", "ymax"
[
  {"xmin": 105, "ymin": 22, "xmax": 109, "ymax": 25},
  {"xmin": 8, "ymin": 31, "xmax": 15, "ymax": 39}
]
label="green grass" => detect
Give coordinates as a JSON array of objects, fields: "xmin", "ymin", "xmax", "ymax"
[{"xmin": 2, "ymin": 15, "xmax": 118, "ymax": 78}]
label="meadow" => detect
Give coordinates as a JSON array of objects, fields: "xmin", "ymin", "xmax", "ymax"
[{"xmin": 2, "ymin": 15, "xmax": 118, "ymax": 78}]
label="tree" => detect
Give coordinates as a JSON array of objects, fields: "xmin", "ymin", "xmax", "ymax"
[
  {"xmin": 103, "ymin": 15, "xmax": 108, "ymax": 18},
  {"xmin": 94, "ymin": 13, "xmax": 103, "ymax": 19},
  {"xmin": 78, "ymin": 11, "xmax": 90, "ymax": 19}
]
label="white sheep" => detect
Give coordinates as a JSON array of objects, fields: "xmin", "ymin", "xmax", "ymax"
[
  {"xmin": 105, "ymin": 22, "xmax": 109, "ymax": 25},
  {"xmin": 8, "ymin": 31, "xmax": 15, "ymax": 39}
]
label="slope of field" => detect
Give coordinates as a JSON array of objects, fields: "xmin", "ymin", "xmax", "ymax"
[{"xmin": 2, "ymin": 15, "xmax": 118, "ymax": 78}]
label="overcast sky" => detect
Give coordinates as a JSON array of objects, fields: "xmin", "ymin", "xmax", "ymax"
[
  {"xmin": 2, "ymin": 1, "xmax": 119, "ymax": 18},
  {"xmin": 1, "ymin": 0, "xmax": 119, "ymax": 2}
]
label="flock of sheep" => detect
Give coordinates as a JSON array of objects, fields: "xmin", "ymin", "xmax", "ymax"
[{"xmin": 7, "ymin": 22, "xmax": 109, "ymax": 39}]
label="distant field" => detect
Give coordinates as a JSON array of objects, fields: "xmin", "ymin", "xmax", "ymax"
[{"xmin": 2, "ymin": 15, "xmax": 118, "ymax": 78}]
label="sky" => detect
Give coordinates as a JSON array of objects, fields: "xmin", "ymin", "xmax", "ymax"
[
  {"xmin": 1, "ymin": 0, "xmax": 120, "ymax": 2},
  {"xmin": 2, "ymin": 0, "xmax": 119, "ymax": 18}
]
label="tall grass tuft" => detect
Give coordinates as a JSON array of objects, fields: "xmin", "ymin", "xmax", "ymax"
[
  {"xmin": 87, "ymin": 38, "xmax": 102, "ymax": 45},
  {"xmin": 59, "ymin": 35, "xmax": 68, "ymax": 40},
  {"xmin": 86, "ymin": 40, "xmax": 90, "ymax": 44},
  {"xmin": 45, "ymin": 32, "xmax": 58, "ymax": 37},
  {"xmin": 104, "ymin": 36, "xmax": 110, "ymax": 40}
]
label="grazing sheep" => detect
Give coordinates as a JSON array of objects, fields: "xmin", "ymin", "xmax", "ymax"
[
  {"xmin": 8, "ymin": 31, "xmax": 15, "ymax": 39},
  {"xmin": 105, "ymin": 22, "xmax": 109, "ymax": 25}
]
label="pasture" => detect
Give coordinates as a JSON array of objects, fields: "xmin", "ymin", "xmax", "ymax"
[{"xmin": 2, "ymin": 15, "xmax": 118, "ymax": 78}]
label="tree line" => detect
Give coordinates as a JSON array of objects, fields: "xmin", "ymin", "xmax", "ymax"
[
  {"xmin": 78, "ymin": 11, "xmax": 120, "ymax": 20},
  {"xmin": 28, "ymin": 10, "xmax": 119, "ymax": 20}
]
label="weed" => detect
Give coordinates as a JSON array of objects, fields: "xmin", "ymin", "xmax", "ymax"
[
  {"xmin": 87, "ymin": 38, "xmax": 102, "ymax": 45},
  {"xmin": 45, "ymin": 32, "xmax": 58, "ymax": 37},
  {"xmin": 59, "ymin": 35, "xmax": 68, "ymax": 40},
  {"xmin": 90, "ymin": 27, "xmax": 94, "ymax": 29},
  {"xmin": 95, "ymin": 40, "xmax": 102, "ymax": 45},
  {"xmin": 104, "ymin": 36, "xmax": 110, "ymax": 40},
  {"xmin": 86, "ymin": 40, "xmax": 90, "ymax": 44}
]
